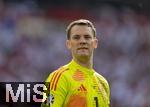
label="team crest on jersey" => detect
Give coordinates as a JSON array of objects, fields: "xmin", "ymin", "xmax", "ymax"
[
  {"xmin": 92, "ymin": 77, "xmax": 107, "ymax": 102},
  {"xmin": 73, "ymin": 69, "xmax": 85, "ymax": 81},
  {"xmin": 98, "ymin": 83, "xmax": 107, "ymax": 101}
]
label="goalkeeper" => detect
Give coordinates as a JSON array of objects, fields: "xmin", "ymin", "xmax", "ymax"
[{"xmin": 42, "ymin": 19, "xmax": 110, "ymax": 107}]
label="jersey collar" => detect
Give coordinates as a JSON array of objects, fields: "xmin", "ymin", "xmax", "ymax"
[{"xmin": 69, "ymin": 59, "xmax": 95, "ymax": 75}]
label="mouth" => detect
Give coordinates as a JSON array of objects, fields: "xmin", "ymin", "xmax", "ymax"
[{"xmin": 77, "ymin": 47, "xmax": 88, "ymax": 50}]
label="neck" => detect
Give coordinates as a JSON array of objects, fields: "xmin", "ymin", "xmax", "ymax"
[{"xmin": 73, "ymin": 56, "xmax": 93, "ymax": 69}]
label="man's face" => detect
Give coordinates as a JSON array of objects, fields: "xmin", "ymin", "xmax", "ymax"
[{"xmin": 66, "ymin": 25, "xmax": 98, "ymax": 60}]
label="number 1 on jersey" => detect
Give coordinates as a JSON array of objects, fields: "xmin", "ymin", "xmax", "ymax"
[{"xmin": 94, "ymin": 97, "xmax": 99, "ymax": 107}]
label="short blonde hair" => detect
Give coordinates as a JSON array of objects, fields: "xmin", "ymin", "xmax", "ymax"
[{"xmin": 66, "ymin": 19, "xmax": 96, "ymax": 39}]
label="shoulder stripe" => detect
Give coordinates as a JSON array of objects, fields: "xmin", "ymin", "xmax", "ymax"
[
  {"xmin": 50, "ymin": 72, "xmax": 60, "ymax": 90},
  {"xmin": 50, "ymin": 68, "xmax": 68, "ymax": 91},
  {"xmin": 50, "ymin": 72, "xmax": 56, "ymax": 89},
  {"xmin": 50, "ymin": 67, "xmax": 66, "ymax": 88},
  {"xmin": 53, "ymin": 69, "xmax": 67, "ymax": 90}
]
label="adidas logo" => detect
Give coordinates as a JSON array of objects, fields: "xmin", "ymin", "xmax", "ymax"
[{"xmin": 77, "ymin": 84, "xmax": 87, "ymax": 92}]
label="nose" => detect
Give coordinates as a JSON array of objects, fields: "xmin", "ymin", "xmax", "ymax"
[{"xmin": 79, "ymin": 36, "xmax": 86, "ymax": 44}]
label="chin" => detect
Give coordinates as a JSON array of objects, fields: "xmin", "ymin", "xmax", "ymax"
[{"xmin": 77, "ymin": 54, "xmax": 89, "ymax": 58}]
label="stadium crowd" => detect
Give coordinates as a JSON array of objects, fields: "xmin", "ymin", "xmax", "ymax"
[{"xmin": 0, "ymin": 1, "xmax": 149, "ymax": 107}]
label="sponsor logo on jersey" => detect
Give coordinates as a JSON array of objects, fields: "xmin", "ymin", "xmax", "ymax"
[{"xmin": 78, "ymin": 84, "xmax": 87, "ymax": 92}]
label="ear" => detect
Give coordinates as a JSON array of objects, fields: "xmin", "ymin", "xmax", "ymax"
[
  {"xmin": 66, "ymin": 40, "xmax": 71, "ymax": 49},
  {"xmin": 93, "ymin": 38, "xmax": 98, "ymax": 49}
]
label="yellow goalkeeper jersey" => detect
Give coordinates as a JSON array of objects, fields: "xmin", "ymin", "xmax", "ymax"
[{"xmin": 42, "ymin": 60, "xmax": 110, "ymax": 107}]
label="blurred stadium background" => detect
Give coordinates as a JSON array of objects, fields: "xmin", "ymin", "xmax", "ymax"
[{"xmin": 0, "ymin": 0, "xmax": 150, "ymax": 107}]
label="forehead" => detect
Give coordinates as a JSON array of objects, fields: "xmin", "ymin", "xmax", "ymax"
[{"xmin": 70, "ymin": 25, "xmax": 93, "ymax": 36}]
